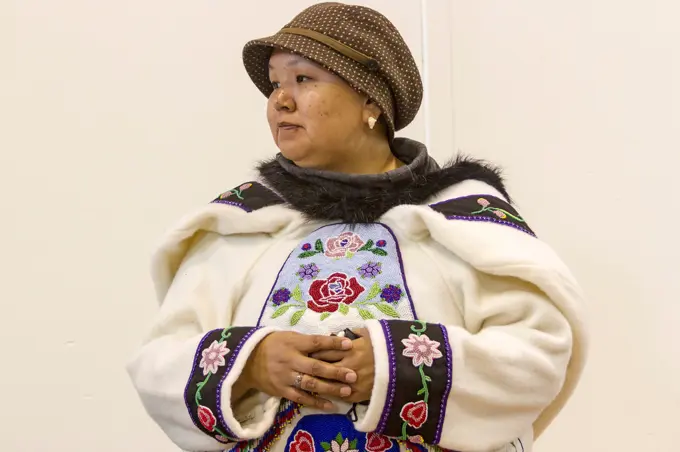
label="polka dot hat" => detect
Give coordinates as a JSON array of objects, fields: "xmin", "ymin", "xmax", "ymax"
[{"xmin": 242, "ymin": 2, "xmax": 423, "ymax": 137}]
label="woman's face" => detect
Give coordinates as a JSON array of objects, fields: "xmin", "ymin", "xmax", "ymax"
[{"xmin": 267, "ymin": 50, "xmax": 378, "ymax": 170}]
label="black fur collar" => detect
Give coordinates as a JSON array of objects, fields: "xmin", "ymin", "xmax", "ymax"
[{"xmin": 257, "ymin": 153, "xmax": 509, "ymax": 224}]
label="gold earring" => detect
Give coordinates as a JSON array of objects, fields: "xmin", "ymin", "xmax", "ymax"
[{"xmin": 368, "ymin": 117, "xmax": 377, "ymax": 130}]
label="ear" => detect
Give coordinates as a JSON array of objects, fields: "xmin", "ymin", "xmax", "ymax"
[{"xmin": 362, "ymin": 98, "xmax": 383, "ymax": 124}]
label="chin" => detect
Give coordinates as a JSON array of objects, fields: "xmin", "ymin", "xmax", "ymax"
[{"xmin": 279, "ymin": 145, "xmax": 314, "ymax": 166}]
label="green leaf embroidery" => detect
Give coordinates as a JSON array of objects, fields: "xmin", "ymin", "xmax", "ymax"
[
  {"xmin": 346, "ymin": 251, "xmax": 355, "ymax": 259},
  {"xmin": 320, "ymin": 442, "xmax": 331, "ymax": 451},
  {"xmin": 291, "ymin": 285, "xmax": 304, "ymax": 303},
  {"xmin": 358, "ymin": 308, "xmax": 375, "ymax": 320},
  {"xmin": 364, "ymin": 282, "xmax": 381, "ymax": 301},
  {"xmin": 298, "ymin": 251, "xmax": 319, "ymax": 258},
  {"xmin": 315, "ymin": 239, "xmax": 324, "ymax": 253},
  {"xmin": 425, "ymin": 375, "xmax": 432, "ymax": 382},
  {"xmin": 335, "ymin": 432, "xmax": 344, "ymax": 444},
  {"xmin": 417, "ymin": 388, "xmax": 426, "ymax": 395},
  {"xmin": 338, "ymin": 303, "xmax": 350, "ymax": 315},
  {"xmin": 371, "ymin": 248, "xmax": 388, "ymax": 256},
  {"xmin": 290, "ymin": 310, "xmax": 305, "ymax": 326},
  {"xmin": 271, "ymin": 304, "xmax": 293, "ymax": 319},
  {"xmin": 320, "ymin": 312, "xmax": 331, "ymax": 321},
  {"xmin": 375, "ymin": 303, "xmax": 400, "ymax": 318},
  {"xmin": 350, "ymin": 439, "xmax": 358, "ymax": 449},
  {"xmin": 358, "ymin": 239, "xmax": 374, "ymax": 252}
]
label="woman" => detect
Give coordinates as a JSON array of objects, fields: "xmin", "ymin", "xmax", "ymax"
[{"xmin": 127, "ymin": 3, "xmax": 587, "ymax": 452}]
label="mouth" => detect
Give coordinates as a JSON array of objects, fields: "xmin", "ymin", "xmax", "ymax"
[{"xmin": 278, "ymin": 122, "xmax": 301, "ymax": 130}]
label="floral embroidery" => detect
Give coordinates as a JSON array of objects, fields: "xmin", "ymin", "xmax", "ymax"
[
  {"xmin": 321, "ymin": 433, "xmax": 359, "ymax": 452},
  {"xmin": 298, "ymin": 234, "xmax": 390, "ymax": 259},
  {"xmin": 199, "ymin": 340, "xmax": 230, "ymax": 375},
  {"xmin": 290, "ymin": 430, "xmax": 315, "ymax": 452},
  {"xmin": 262, "ymin": 223, "xmax": 417, "ymax": 327},
  {"xmin": 215, "ymin": 434, "xmax": 231, "ymax": 443},
  {"xmin": 297, "ymin": 263, "xmax": 320, "ymax": 281},
  {"xmin": 365, "ymin": 433, "xmax": 394, "ymax": 452},
  {"xmin": 308, "ymin": 273, "xmax": 365, "ymax": 313},
  {"xmin": 299, "ymin": 239, "xmax": 325, "ymax": 258},
  {"xmin": 400, "ymin": 401, "xmax": 429, "ymax": 429},
  {"xmin": 272, "ymin": 288, "xmax": 292, "ymax": 306},
  {"xmin": 397, "ymin": 321, "xmax": 440, "ymax": 440},
  {"xmin": 219, "ymin": 183, "xmax": 252, "ymax": 200},
  {"xmin": 472, "ymin": 197, "xmax": 526, "ymax": 223},
  {"xmin": 401, "ymin": 334, "xmax": 443, "ymax": 367},
  {"xmin": 357, "ymin": 239, "xmax": 389, "ymax": 256},
  {"xmin": 325, "ymin": 232, "xmax": 366, "ymax": 258},
  {"xmin": 358, "ymin": 261, "xmax": 382, "ymax": 278},
  {"xmin": 407, "ymin": 435, "xmax": 424, "ymax": 444},
  {"xmin": 197, "ymin": 405, "xmax": 217, "ymax": 431},
  {"xmin": 380, "ymin": 285, "xmax": 403, "ymax": 304}
]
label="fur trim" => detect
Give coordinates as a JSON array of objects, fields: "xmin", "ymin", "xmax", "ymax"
[{"xmin": 257, "ymin": 155, "xmax": 510, "ymax": 223}]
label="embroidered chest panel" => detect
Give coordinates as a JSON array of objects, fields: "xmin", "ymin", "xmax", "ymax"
[{"xmin": 256, "ymin": 223, "xmax": 417, "ymax": 332}]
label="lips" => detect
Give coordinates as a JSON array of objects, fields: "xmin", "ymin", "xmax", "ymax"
[{"xmin": 278, "ymin": 122, "xmax": 300, "ymax": 130}]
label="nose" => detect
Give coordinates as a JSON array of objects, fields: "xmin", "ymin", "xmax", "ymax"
[{"xmin": 274, "ymin": 89, "xmax": 295, "ymax": 112}]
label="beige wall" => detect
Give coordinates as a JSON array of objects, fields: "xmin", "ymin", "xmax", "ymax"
[{"xmin": 1, "ymin": 0, "xmax": 677, "ymax": 450}]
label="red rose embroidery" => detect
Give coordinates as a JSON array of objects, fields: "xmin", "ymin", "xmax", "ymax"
[
  {"xmin": 307, "ymin": 272, "xmax": 365, "ymax": 313},
  {"xmin": 197, "ymin": 405, "xmax": 217, "ymax": 432},
  {"xmin": 290, "ymin": 430, "xmax": 315, "ymax": 452},
  {"xmin": 400, "ymin": 400, "xmax": 428, "ymax": 429},
  {"xmin": 366, "ymin": 432, "xmax": 393, "ymax": 452}
]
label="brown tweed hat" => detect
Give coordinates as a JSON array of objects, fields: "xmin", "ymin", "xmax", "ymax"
[{"xmin": 242, "ymin": 2, "xmax": 423, "ymax": 137}]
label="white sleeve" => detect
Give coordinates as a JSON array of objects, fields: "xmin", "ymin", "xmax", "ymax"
[
  {"xmin": 354, "ymin": 269, "xmax": 573, "ymax": 452},
  {"xmin": 126, "ymin": 232, "xmax": 281, "ymax": 451}
]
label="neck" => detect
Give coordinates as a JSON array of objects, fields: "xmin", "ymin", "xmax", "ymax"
[{"xmin": 327, "ymin": 134, "xmax": 401, "ymax": 175}]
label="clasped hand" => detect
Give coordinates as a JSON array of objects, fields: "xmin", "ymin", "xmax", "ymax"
[{"xmin": 244, "ymin": 329, "xmax": 374, "ymax": 410}]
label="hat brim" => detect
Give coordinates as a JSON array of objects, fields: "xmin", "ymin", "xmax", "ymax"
[{"xmin": 242, "ymin": 32, "xmax": 396, "ymax": 135}]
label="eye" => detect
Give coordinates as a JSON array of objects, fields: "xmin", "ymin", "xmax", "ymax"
[
  {"xmin": 270, "ymin": 81, "xmax": 280, "ymax": 89},
  {"xmin": 296, "ymin": 75, "xmax": 311, "ymax": 83}
]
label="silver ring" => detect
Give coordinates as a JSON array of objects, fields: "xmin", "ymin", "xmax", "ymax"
[{"xmin": 293, "ymin": 372, "xmax": 304, "ymax": 390}]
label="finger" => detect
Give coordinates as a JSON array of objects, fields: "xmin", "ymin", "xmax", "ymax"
[
  {"xmin": 309, "ymin": 350, "xmax": 347, "ymax": 362},
  {"xmin": 295, "ymin": 372, "xmax": 352, "ymax": 398},
  {"xmin": 296, "ymin": 356, "xmax": 357, "ymax": 384},
  {"xmin": 284, "ymin": 387, "xmax": 335, "ymax": 411},
  {"xmin": 296, "ymin": 334, "xmax": 352, "ymax": 354}
]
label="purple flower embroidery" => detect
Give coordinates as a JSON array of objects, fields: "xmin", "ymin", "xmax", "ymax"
[
  {"xmin": 358, "ymin": 262, "xmax": 382, "ymax": 278},
  {"xmin": 272, "ymin": 288, "xmax": 292, "ymax": 306},
  {"xmin": 401, "ymin": 333, "xmax": 443, "ymax": 367},
  {"xmin": 199, "ymin": 340, "xmax": 230, "ymax": 375},
  {"xmin": 302, "ymin": 243, "xmax": 312, "ymax": 251},
  {"xmin": 380, "ymin": 285, "xmax": 402, "ymax": 304},
  {"xmin": 297, "ymin": 263, "xmax": 320, "ymax": 280},
  {"xmin": 376, "ymin": 240, "xmax": 387, "ymax": 248}
]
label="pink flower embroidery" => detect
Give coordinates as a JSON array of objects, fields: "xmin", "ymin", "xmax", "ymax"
[
  {"xmin": 215, "ymin": 435, "xmax": 231, "ymax": 443},
  {"xmin": 400, "ymin": 400, "xmax": 428, "ymax": 429},
  {"xmin": 331, "ymin": 438, "xmax": 359, "ymax": 452},
  {"xmin": 197, "ymin": 405, "xmax": 217, "ymax": 432},
  {"xmin": 239, "ymin": 183, "xmax": 253, "ymax": 191},
  {"xmin": 408, "ymin": 435, "xmax": 425, "ymax": 444},
  {"xmin": 401, "ymin": 333, "xmax": 443, "ymax": 367},
  {"xmin": 289, "ymin": 430, "xmax": 315, "ymax": 452},
  {"xmin": 477, "ymin": 198, "xmax": 490, "ymax": 207},
  {"xmin": 325, "ymin": 232, "xmax": 365, "ymax": 258},
  {"xmin": 494, "ymin": 210, "xmax": 507, "ymax": 219},
  {"xmin": 199, "ymin": 340, "xmax": 230, "ymax": 375},
  {"xmin": 366, "ymin": 432, "xmax": 394, "ymax": 452}
]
